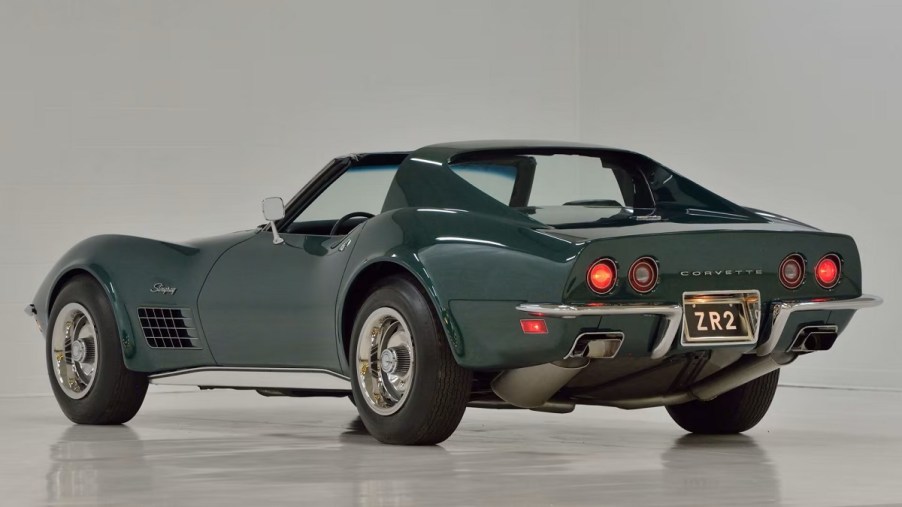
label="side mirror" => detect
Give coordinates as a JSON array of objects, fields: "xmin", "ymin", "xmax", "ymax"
[
  {"xmin": 261, "ymin": 197, "xmax": 285, "ymax": 245},
  {"xmin": 262, "ymin": 197, "xmax": 285, "ymax": 221}
]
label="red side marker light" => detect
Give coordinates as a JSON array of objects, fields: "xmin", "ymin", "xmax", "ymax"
[
  {"xmin": 520, "ymin": 319, "xmax": 548, "ymax": 334},
  {"xmin": 815, "ymin": 254, "xmax": 841, "ymax": 288}
]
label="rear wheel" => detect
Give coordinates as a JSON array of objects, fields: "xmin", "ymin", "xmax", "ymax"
[
  {"xmin": 666, "ymin": 370, "xmax": 779, "ymax": 434},
  {"xmin": 46, "ymin": 276, "xmax": 148, "ymax": 424},
  {"xmin": 350, "ymin": 275, "xmax": 471, "ymax": 445}
]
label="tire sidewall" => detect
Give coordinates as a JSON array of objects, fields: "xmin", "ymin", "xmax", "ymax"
[
  {"xmin": 349, "ymin": 277, "xmax": 455, "ymax": 442},
  {"xmin": 666, "ymin": 369, "xmax": 780, "ymax": 434},
  {"xmin": 46, "ymin": 277, "xmax": 130, "ymax": 422}
]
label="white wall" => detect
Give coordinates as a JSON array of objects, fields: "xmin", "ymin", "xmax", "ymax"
[
  {"xmin": 0, "ymin": 0, "xmax": 580, "ymax": 396},
  {"xmin": 2, "ymin": 1, "xmax": 896, "ymax": 397},
  {"xmin": 578, "ymin": 0, "xmax": 899, "ymax": 389}
]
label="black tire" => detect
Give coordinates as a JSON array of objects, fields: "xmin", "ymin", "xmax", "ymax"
[
  {"xmin": 666, "ymin": 369, "xmax": 780, "ymax": 434},
  {"xmin": 46, "ymin": 275, "xmax": 148, "ymax": 424},
  {"xmin": 350, "ymin": 275, "xmax": 471, "ymax": 445}
]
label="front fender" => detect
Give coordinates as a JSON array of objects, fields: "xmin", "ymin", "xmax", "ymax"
[{"xmin": 32, "ymin": 232, "xmax": 255, "ymax": 372}]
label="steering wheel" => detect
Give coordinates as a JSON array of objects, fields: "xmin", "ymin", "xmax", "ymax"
[{"xmin": 330, "ymin": 211, "xmax": 375, "ymax": 236}]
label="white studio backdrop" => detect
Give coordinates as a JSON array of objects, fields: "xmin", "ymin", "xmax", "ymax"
[
  {"xmin": 578, "ymin": 1, "xmax": 899, "ymax": 389},
  {"xmin": 0, "ymin": 0, "xmax": 895, "ymax": 397},
  {"xmin": 0, "ymin": 0, "xmax": 581, "ymax": 396}
]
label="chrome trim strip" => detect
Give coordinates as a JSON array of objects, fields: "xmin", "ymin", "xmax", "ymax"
[
  {"xmin": 148, "ymin": 367, "xmax": 351, "ymax": 390},
  {"xmin": 515, "ymin": 303, "xmax": 682, "ymax": 359},
  {"xmin": 756, "ymin": 294, "xmax": 882, "ymax": 355}
]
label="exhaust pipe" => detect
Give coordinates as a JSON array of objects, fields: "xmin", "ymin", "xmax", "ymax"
[
  {"xmin": 608, "ymin": 353, "xmax": 794, "ymax": 409},
  {"xmin": 491, "ymin": 334, "xmax": 621, "ymax": 409},
  {"xmin": 491, "ymin": 358, "xmax": 589, "ymax": 409},
  {"xmin": 789, "ymin": 325, "xmax": 838, "ymax": 353},
  {"xmin": 468, "ymin": 399, "xmax": 575, "ymax": 414}
]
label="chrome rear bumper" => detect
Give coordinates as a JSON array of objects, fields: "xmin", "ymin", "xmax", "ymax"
[
  {"xmin": 516, "ymin": 294, "xmax": 882, "ymax": 359},
  {"xmin": 755, "ymin": 294, "xmax": 882, "ymax": 355},
  {"xmin": 516, "ymin": 303, "xmax": 682, "ymax": 359}
]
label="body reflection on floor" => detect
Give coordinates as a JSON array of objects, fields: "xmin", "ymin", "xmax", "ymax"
[{"xmin": 2, "ymin": 386, "xmax": 899, "ymax": 506}]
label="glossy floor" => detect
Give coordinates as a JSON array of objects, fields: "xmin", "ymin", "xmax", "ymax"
[{"xmin": 2, "ymin": 386, "xmax": 901, "ymax": 506}]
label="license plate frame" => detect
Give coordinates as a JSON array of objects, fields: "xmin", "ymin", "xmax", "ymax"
[{"xmin": 682, "ymin": 290, "xmax": 760, "ymax": 345}]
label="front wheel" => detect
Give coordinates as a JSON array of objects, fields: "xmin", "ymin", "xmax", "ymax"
[
  {"xmin": 46, "ymin": 276, "xmax": 148, "ymax": 424},
  {"xmin": 665, "ymin": 369, "xmax": 780, "ymax": 434},
  {"xmin": 350, "ymin": 275, "xmax": 471, "ymax": 445}
]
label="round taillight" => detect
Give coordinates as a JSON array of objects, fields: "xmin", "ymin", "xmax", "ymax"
[
  {"xmin": 779, "ymin": 254, "xmax": 805, "ymax": 289},
  {"xmin": 815, "ymin": 254, "xmax": 841, "ymax": 289},
  {"xmin": 587, "ymin": 258, "xmax": 617, "ymax": 294},
  {"xmin": 628, "ymin": 257, "xmax": 659, "ymax": 294}
]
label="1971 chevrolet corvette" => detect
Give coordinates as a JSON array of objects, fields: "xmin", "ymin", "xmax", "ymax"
[{"xmin": 27, "ymin": 140, "xmax": 881, "ymax": 445}]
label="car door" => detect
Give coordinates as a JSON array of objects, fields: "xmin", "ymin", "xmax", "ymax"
[
  {"xmin": 197, "ymin": 231, "xmax": 354, "ymax": 369},
  {"xmin": 196, "ymin": 159, "xmax": 402, "ymax": 369}
]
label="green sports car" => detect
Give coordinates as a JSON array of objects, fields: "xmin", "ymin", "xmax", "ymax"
[{"xmin": 27, "ymin": 140, "xmax": 881, "ymax": 445}]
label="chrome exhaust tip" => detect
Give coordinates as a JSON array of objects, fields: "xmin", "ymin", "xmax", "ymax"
[
  {"xmin": 568, "ymin": 332, "xmax": 623, "ymax": 359},
  {"xmin": 789, "ymin": 325, "xmax": 839, "ymax": 353}
]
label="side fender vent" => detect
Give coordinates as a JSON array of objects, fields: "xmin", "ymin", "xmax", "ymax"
[{"xmin": 137, "ymin": 307, "xmax": 200, "ymax": 349}]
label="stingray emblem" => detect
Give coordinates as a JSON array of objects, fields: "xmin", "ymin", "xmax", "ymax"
[{"xmin": 150, "ymin": 283, "xmax": 177, "ymax": 295}]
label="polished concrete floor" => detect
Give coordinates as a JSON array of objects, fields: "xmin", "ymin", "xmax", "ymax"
[{"xmin": 2, "ymin": 386, "xmax": 901, "ymax": 506}]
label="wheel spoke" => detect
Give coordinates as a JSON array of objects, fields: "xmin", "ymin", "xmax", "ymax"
[
  {"xmin": 50, "ymin": 303, "xmax": 100, "ymax": 400},
  {"xmin": 355, "ymin": 308, "xmax": 415, "ymax": 416},
  {"xmin": 72, "ymin": 362, "xmax": 90, "ymax": 389}
]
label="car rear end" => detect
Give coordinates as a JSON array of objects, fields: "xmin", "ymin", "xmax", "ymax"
[
  {"xmin": 430, "ymin": 144, "xmax": 881, "ymax": 410},
  {"xmin": 495, "ymin": 222, "xmax": 880, "ymax": 409},
  {"xmin": 406, "ymin": 143, "xmax": 882, "ymax": 411},
  {"xmin": 563, "ymin": 225, "xmax": 863, "ymax": 354}
]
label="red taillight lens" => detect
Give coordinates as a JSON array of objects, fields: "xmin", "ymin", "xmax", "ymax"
[
  {"xmin": 520, "ymin": 319, "xmax": 548, "ymax": 334},
  {"xmin": 628, "ymin": 257, "xmax": 659, "ymax": 294},
  {"xmin": 779, "ymin": 254, "xmax": 805, "ymax": 289},
  {"xmin": 587, "ymin": 258, "xmax": 617, "ymax": 294},
  {"xmin": 815, "ymin": 254, "xmax": 841, "ymax": 288}
]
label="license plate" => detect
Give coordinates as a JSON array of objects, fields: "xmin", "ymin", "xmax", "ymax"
[{"xmin": 683, "ymin": 292, "xmax": 757, "ymax": 344}]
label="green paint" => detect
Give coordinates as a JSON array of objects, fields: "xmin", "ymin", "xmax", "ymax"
[{"xmin": 30, "ymin": 141, "xmax": 871, "ymax": 377}]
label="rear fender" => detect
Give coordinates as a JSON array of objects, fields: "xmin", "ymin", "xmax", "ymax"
[{"xmin": 339, "ymin": 209, "xmax": 582, "ymax": 370}]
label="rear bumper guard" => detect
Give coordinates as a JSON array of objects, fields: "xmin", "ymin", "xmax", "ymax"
[
  {"xmin": 515, "ymin": 303, "xmax": 682, "ymax": 359},
  {"xmin": 516, "ymin": 294, "xmax": 882, "ymax": 359},
  {"xmin": 755, "ymin": 294, "xmax": 882, "ymax": 355}
]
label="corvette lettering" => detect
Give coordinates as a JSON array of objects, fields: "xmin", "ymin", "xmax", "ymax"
[
  {"xmin": 150, "ymin": 283, "xmax": 177, "ymax": 295},
  {"xmin": 680, "ymin": 269, "xmax": 763, "ymax": 276}
]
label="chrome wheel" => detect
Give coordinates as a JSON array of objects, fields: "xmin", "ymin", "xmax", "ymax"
[
  {"xmin": 50, "ymin": 303, "xmax": 99, "ymax": 399},
  {"xmin": 355, "ymin": 307, "xmax": 415, "ymax": 416}
]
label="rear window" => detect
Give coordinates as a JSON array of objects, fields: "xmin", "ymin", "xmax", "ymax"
[
  {"xmin": 449, "ymin": 162, "xmax": 519, "ymax": 204},
  {"xmin": 449, "ymin": 153, "xmax": 653, "ymax": 209}
]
